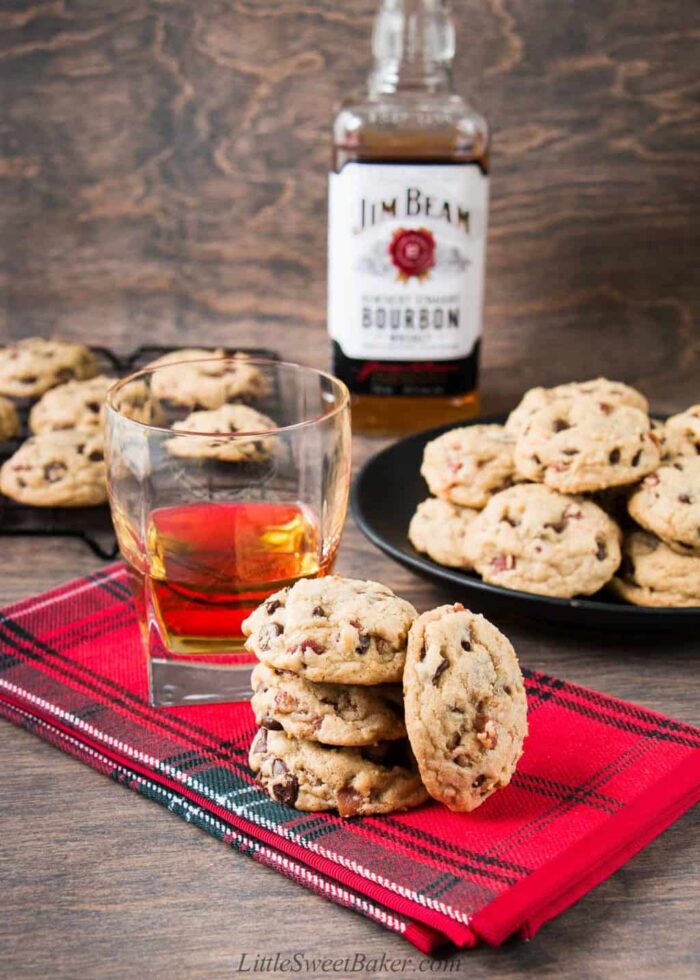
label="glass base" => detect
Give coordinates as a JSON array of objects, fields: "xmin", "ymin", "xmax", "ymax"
[{"xmin": 149, "ymin": 659, "xmax": 255, "ymax": 707}]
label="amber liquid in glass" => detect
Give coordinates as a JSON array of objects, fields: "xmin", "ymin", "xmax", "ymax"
[{"xmin": 119, "ymin": 501, "xmax": 330, "ymax": 655}]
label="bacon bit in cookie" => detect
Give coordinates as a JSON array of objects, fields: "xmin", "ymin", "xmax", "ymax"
[
  {"xmin": 447, "ymin": 459, "xmax": 464, "ymax": 474},
  {"xmin": 631, "ymin": 450, "xmax": 642, "ymax": 467},
  {"xmin": 312, "ymin": 605, "xmax": 326, "ymax": 617},
  {"xmin": 595, "ymin": 540, "xmax": 608, "ymax": 561},
  {"xmin": 432, "ymin": 658, "xmax": 449, "ymax": 685},
  {"xmin": 552, "ymin": 461, "xmax": 570, "ymax": 472},
  {"xmin": 644, "ymin": 473, "xmax": 661, "ymax": 487},
  {"xmin": 274, "ymin": 690, "xmax": 298, "ymax": 712},
  {"xmin": 552, "ymin": 418, "xmax": 571, "ymax": 432},
  {"xmin": 299, "ymin": 638, "xmax": 325, "ymax": 655},
  {"xmin": 563, "ymin": 505, "xmax": 582, "ymax": 519},
  {"xmin": 265, "ymin": 599, "xmax": 281, "ymax": 614},
  {"xmin": 337, "ymin": 786, "xmax": 365, "ymax": 817},
  {"xmin": 608, "ymin": 448, "xmax": 621, "ymax": 464},
  {"xmin": 491, "ymin": 554, "xmax": 516, "ymax": 572},
  {"xmin": 679, "ymin": 494, "xmax": 692, "ymax": 504},
  {"xmin": 453, "ymin": 603, "xmax": 465, "ymax": 611},
  {"xmin": 476, "ymin": 719, "xmax": 498, "ymax": 750},
  {"xmin": 599, "ymin": 402, "xmax": 613, "ymax": 415}
]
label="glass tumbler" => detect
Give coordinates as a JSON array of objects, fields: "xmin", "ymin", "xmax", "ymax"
[{"xmin": 105, "ymin": 357, "xmax": 351, "ymax": 706}]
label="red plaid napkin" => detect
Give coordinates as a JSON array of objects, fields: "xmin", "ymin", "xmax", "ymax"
[{"xmin": 1, "ymin": 564, "xmax": 698, "ymax": 953}]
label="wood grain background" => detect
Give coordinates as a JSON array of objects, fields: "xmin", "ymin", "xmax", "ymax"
[{"xmin": 1, "ymin": 0, "xmax": 698, "ymax": 409}]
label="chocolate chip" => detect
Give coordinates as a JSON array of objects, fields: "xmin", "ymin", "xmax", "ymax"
[
  {"xmin": 355, "ymin": 632, "xmax": 371, "ymax": 655},
  {"xmin": 679, "ymin": 494, "xmax": 692, "ymax": 504},
  {"xmin": 552, "ymin": 418, "xmax": 571, "ymax": 432},
  {"xmin": 608, "ymin": 448, "xmax": 621, "ymax": 464},
  {"xmin": 562, "ymin": 448, "xmax": 579, "ymax": 456},
  {"xmin": 418, "ymin": 643, "xmax": 426, "ymax": 662},
  {"xmin": 596, "ymin": 540, "xmax": 607, "ymax": 561},
  {"xmin": 460, "ymin": 637, "xmax": 471, "ymax": 651},
  {"xmin": 20, "ymin": 375, "xmax": 38, "ymax": 384},
  {"xmin": 599, "ymin": 402, "xmax": 613, "ymax": 415},
  {"xmin": 337, "ymin": 786, "xmax": 364, "ymax": 817},
  {"xmin": 432, "ymin": 657, "xmax": 449, "ymax": 686},
  {"xmin": 532, "ymin": 454, "xmax": 541, "ymax": 465},
  {"xmin": 88, "ymin": 450, "xmax": 103, "ymax": 463},
  {"xmin": 261, "ymin": 716, "xmax": 283, "ymax": 730},
  {"xmin": 56, "ymin": 368, "xmax": 74, "ymax": 383},
  {"xmin": 312, "ymin": 605, "xmax": 326, "ymax": 617},
  {"xmin": 86, "ymin": 401, "xmax": 100, "ymax": 413},
  {"xmin": 265, "ymin": 599, "xmax": 281, "ymax": 614},
  {"xmin": 503, "ymin": 685, "xmax": 512, "ymax": 695},
  {"xmin": 454, "ymin": 754, "xmax": 471, "ymax": 768},
  {"xmin": 472, "ymin": 774, "xmax": 486, "ymax": 788},
  {"xmin": 44, "ymin": 462, "xmax": 67, "ymax": 483},
  {"xmin": 631, "ymin": 450, "xmax": 642, "ymax": 467},
  {"xmin": 502, "ymin": 514, "xmax": 519, "ymax": 527},
  {"xmin": 272, "ymin": 773, "xmax": 298, "ymax": 807},
  {"xmin": 544, "ymin": 519, "xmax": 567, "ymax": 534},
  {"xmin": 250, "ymin": 728, "xmax": 267, "ymax": 755},
  {"xmin": 447, "ymin": 732, "xmax": 461, "ymax": 750},
  {"xmin": 258, "ymin": 622, "xmax": 283, "ymax": 651}
]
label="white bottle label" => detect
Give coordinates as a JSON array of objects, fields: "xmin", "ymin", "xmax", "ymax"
[{"xmin": 327, "ymin": 162, "xmax": 489, "ymax": 362}]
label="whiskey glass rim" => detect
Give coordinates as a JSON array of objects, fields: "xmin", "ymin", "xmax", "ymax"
[{"xmin": 105, "ymin": 357, "xmax": 351, "ymax": 438}]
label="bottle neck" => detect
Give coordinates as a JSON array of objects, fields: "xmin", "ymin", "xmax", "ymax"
[{"xmin": 369, "ymin": 0, "xmax": 455, "ymax": 96}]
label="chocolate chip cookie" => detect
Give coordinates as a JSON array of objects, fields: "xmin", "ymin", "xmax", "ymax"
[
  {"xmin": 408, "ymin": 497, "xmax": 478, "ymax": 568},
  {"xmin": 514, "ymin": 397, "xmax": 660, "ymax": 493},
  {"xmin": 166, "ymin": 404, "xmax": 277, "ymax": 462},
  {"xmin": 243, "ymin": 577, "xmax": 417, "ymax": 685},
  {"xmin": 421, "ymin": 424, "xmax": 518, "ymax": 509},
  {"xmin": 403, "ymin": 604, "xmax": 527, "ymax": 812},
  {"xmin": 609, "ymin": 529, "xmax": 700, "ymax": 608},
  {"xmin": 628, "ymin": 458, "xmax": 700, "ymax": 556},
  {"xmin": 0, "ymin": 431, "xmax": 106, "ymax": 506},
  {"xmin": 664, "ymin": 405, "xmax": 700, "ymax": 460},
  {"xmin": 0, "ymin": 397, "xmax": 20, "ymax": 441},
  {"xmin": 505, "ymin": 378, "xmax": 649, "ymax": 437},
  {"xmin": 0, "ymin": 338, "xmax": 99, "ymax": 398},
  {"xmin": 248, "ymin": 728, "xmax": 428, "ymax": 816},
  {"xmin": 29, "ymin": 375, "xmax": 114, "ymax": 434},
  {"xmin": 466, "ymin": 484, "xmax": 622, "ymax": 597},
  {"xmin": 148, "ymin": 349, "xmax": 269, "ymax": 409},
  {"xmin": 251, "ymin": 663, "xmax": 406, "ymax": 746}
]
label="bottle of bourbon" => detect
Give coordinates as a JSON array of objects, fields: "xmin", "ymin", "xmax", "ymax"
[{"xmin": 328, "ymin": 0, "xmax": 489, "ymax": 435}]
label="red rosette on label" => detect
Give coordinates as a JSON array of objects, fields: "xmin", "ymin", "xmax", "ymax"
[{"xmin": 388, "ymin": 227, "xmax": 436, "ymax": 281}]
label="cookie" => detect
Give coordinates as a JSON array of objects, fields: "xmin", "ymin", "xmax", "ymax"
[
  {"xmin": 148, "ymin": 348, "xmax": 269, "ymax": 409},
  {"xmin": 248, "ymin": 728, "xmax": 428, "ymax": 816},
  {"xmin": 251, "ymin": 663, "xmax": 405, "ymax": 746},
  {"xmin": 403, "ymin": 604, "xmax": 527, "ymax": 812},
  {"xmin": 663, "ymin": 406, "xmax": 700, "ymax": 460},
  {"xmin": 408, "ymin": 497, "xmax": 478, "ymax": 568},
  {"xmin": 243, "ymin": 576, "xmax": 417, "ymax": 685},
  {"xmin": 0, "ymin": 431, "xmax": 106, "ymax": 507},
  {"xmin": 0, "ymin": 338, "xmax": 99, "ymax": 398},
  {"xmin": 421, "ymin": 424, "xmax": 518, "ymax": 508},
  {"xmin": 628, "ymin": 458, "xmax": 700, "ymax": 556},
  {"xmin": 609, "ymin": 530, "xmax": 700, "ymax": 608},
  {"xmin": 505, "ymin": 378, "xmax": 649, "ymax": 436},
  {"xmin": 0, "ymin": 397, "xmax": 20, "ymax": 441},
  {"xmin": 166, "ymin": 404, "xmax": 277, "ymax": 462},
  {"xmin": 514, "ymin": 397, "xmax": 660, "ymax": 493},
  {"xmin": 28, "ymin": 375, "xmax": 114, "ymax": 434},
  {"xmin": 466, "ymin": 484, "xmax": 621, "ymax": 597}
]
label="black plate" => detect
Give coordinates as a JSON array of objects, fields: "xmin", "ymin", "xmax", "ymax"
[{"xmin": 351, "ymin": 417, "xmax": 700, "ymax": 631}]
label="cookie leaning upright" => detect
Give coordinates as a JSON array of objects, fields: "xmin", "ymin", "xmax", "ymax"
[
  {"xmin": 403, "ymin": 604, "xmax": 527, "ymax": 813},
  {"xmin": 243, "ymin": 576, "xmax": 417, "ymax": 685}
]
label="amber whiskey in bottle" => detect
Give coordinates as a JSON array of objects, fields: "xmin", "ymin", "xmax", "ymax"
[{"xmin": 328, "ymin": 0, "xmax": 489, "ymax": 435}]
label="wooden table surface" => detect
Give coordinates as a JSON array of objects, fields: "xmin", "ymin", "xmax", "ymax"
[{"xmin": 0, "ymin": 352, "xmax": 698, "ymax": 979}]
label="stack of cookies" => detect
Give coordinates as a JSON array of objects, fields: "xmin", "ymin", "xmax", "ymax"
[
  {"xmin": 244, "ymin": 576, "xmax": 528, "ymax": 817},
  {"xmin": 0, "ymin": 339, "xmax": 274, "ymax": 507},
  {"xmin": 410, "ymin": 378, "xmax": 700, "ymax": 608}
]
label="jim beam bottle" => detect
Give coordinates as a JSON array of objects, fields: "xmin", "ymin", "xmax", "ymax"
[{"xmin": 328, "ymin": 0, "xmax": 489, "ymax": 435}]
